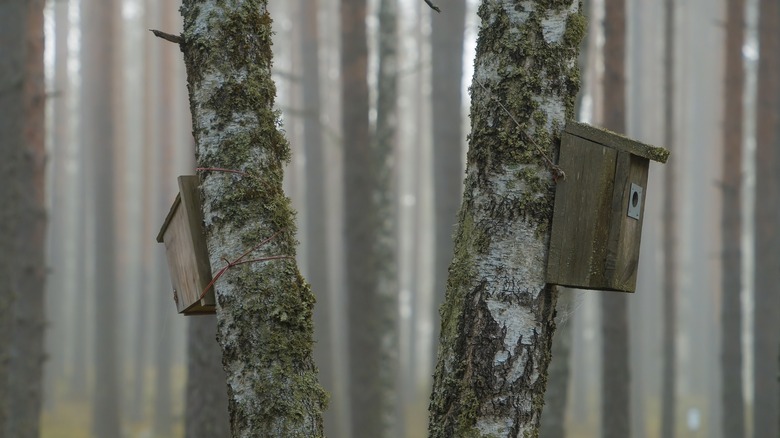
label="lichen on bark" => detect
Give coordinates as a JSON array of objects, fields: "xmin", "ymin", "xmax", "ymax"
[
  {"xmin": 179, "ymin": 1, "xmax": 326, "ymax": 436},
  {"xmin": 428, "ymin": 1, "xmax": 583, "ymax": 437}
]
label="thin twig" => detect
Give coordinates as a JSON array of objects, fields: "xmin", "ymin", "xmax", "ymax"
[
  {"xmin": 475, "ymin": 80, "xmax": 566, "ymax": 181},
  {"xmin": 198, "ymin": 230, "xmax": 288, "ymax": 300},
  {"xmin": 150, "ymin": 29, "xmax": 183, "ymax": 45},
  {"xmin": 425, "ymin": 0, "xmax": 441, "ymax": 13}
]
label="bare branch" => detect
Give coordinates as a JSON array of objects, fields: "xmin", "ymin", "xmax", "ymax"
[
  {"xmin": 425, "ymin": 0, "xmax": 441, "ymax": 13},
  {"xmin": 149, "ymin": 29, "xmax": 182, "ymax": 45}
]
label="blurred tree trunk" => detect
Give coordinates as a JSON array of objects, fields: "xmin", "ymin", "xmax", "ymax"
[
  {"xmin": 298, "ymin": 1, "xmax": 336, "ymax": 435},
  {"xmin": 340, "ymin": 0, "xmax": 385, "ymax": 436},
  {"xmin": 601, "ymin": 0, "xmax": 631, "ymax": 437},
  {"xmin": 753, "ymin": 0, "xmax": 780, "ymax": 436},
  {"xmin": 180, "ymin": 1, "xmax": 327, "ymax": 435},
  {"xmin": 44, "ymin": 0, "xmax": 71, "ymax": 413},
  {"xmin": 427, "ymin": 2, "xmax": 583, "ymax": 436},
  {"xmin": 430, "ymin": 0, "xmax": 466, "ymax": 371},
  {"xmin": 0, "ymin": 0, "xmax": 46, "ymax": 435},
  {"xmin": 82, "ymin": 0, "xmax": 122, "ymax": 435},
  {"xmin": 151, "ymin": 3, "xmax": 177, "ymax": 437},
  {"xmin": 184, "ymin": 316, "xmax": 231, "ymax": 438},
  {"xmin": 661, "ymin": 0, "xmax": 677, "ymax": 436},
  {"xmin": 375, "ymin": 0, "xmax": 400, "ymax": 435},
  {"xmin": 720, "ymin": 0, "xmax": 745, "ymax": 436}
]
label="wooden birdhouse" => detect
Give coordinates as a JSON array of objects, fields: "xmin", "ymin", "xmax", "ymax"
[
  {"xmin": 546, "ymin": 121, "xmax": 669, "ymax": 292},
  {"xmin": 157, "ymin": 175, "xmax": 216, "ymax": 314}
]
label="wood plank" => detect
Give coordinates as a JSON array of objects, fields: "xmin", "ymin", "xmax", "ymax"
[
  {"xmin": 547, "ymin": 134, "xmax": 617, "ymax": 289},
  {"xmin": 178, "ymin": 175, "xmax": 216, "ymax": 312},
  {"xmin": 565, "ymin": 120, "xmax": 670, "ymax": 163}
]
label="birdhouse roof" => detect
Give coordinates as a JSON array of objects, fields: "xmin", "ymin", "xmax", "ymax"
[{"xmin": 564, "ymin": 121, "xmax": 670, "ymax": 163}]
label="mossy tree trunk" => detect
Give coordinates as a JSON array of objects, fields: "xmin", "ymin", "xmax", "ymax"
[
  {"xmin": 180, "ymin": 1, "xmax": 327, "ymax": 436},
  {"xmin": 427, "ymin": 2, "xmax": 584, "ymax": 437}
]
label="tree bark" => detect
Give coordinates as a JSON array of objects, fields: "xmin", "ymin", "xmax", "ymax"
[
  {"xmin": 298, "ymin": 1, "xmax": 337, "ymax": 435},
  {"xmin": 0, "ymin": 0, "xmax": 46, "ymax": 434},
  {"xmin": 340, "ymin": 0, "xmax": 385, "ymax": 436},
  {"xmin": 720, "ymin": 0, "xmax": 745, "ymax": 436},
  {"xmin": 753, "ymin": 0, "xmax": 780, "ymax": 436},
  {"xmin": 661, "ymin": 0, "xmax": 677, "ymax": 436},
  {"xmin": 82, "ymin": 0, "xmax": 122, "ymax": 435},
  {"xmin": 375, "ymin": 0, "xmax": 400, "ymax": 435},
  {"xmin": 601, "ymin": 1, "xmax": 631, "ymax": 437},
  {"xmin": 540, "ymin": 292, "xmax": 574, "ymax": 438},
  {"xmin": 180, "ymin": 2, "xmax": 327, "ymax": 436},
  {"xmin": 430, "ymin": 0, "xmax": 467, "ymax": 371},
  {"xmin": 427, "ymin": 2, "xmax": 584, "ymax": 436}
]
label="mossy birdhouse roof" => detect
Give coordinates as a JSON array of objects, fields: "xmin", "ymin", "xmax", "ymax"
[{"xmin": 564, "ymin": 121, "xmax": 670, "ymax": 163}]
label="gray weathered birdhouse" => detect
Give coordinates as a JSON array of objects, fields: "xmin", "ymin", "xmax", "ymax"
[
  {"xmin": 546, "ymin": 121, "xmax": 669, "ymax": 292},
  {"xmin": 157, "ymin": 175, "xmax": 216, "ymax": 314}
]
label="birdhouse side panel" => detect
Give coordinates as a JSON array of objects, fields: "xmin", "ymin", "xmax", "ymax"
[
  {"xmin": 547, "ymin": 135, "xmax": 618, "ymax": 289},
  {"xmin": 162, "ymin": 209, "xmax": 207, "ymax": 313},
  {"xmin": 604, "ymin": 152, "xmax": 649, "ymax": 291},
  {"xmin": 177, "ymin": 176, "xmax": 216, "ymax": 310}
]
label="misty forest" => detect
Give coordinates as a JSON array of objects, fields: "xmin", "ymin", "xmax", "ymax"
[{"xmin": 1, "ymin": 0, "xmax": 779, "ymax": 437}]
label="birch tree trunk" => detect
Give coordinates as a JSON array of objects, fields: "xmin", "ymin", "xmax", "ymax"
[
  {"xmin": 427, "ymin": 2, "xmax": 584, "ymax": 436},
  {"xmin": 180, "ymin": 2, "xmax": 327, "ymax": 436}
]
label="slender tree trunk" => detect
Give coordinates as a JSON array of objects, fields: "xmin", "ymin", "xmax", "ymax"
[
  {"xmin": 185, "ymin": 316, "xmax": 231, "ymax": 438},
  {"xmin": 340, "ymin": 0, "xmax": 385, "ymax": 436},
  {"xmin": 753, "ymin": 0, "xmax": 780, "ymax": 436},
  {"xmin": 375, "ymin": 0, "xmax": 400, "ymax": 435},
  {"xmin": 427, "ymin": 2, "xmax": 584, "ymax": 436},
  {"xmin": 82, "ymin": 0, "xmax": 122, "ymax": 436},
  {"xmin": 662, "ymin": 0, "xmax": 677, "ymax": 436},
  {"xmin": 430, "ymin": 0, "xmax": 467, "ymax": 371},
  {"xmin": 0, "ymin": 0, "xmax": 46, "ymax": 434},
  {"xmin": 720, "ymin": 0, "xmax": 745, "ymax": 436},
  {"xmin": 298, "ymin": 1, "xmax": 336, "ymax": 435},
  {"xmin": 180, "ymin": 2, "xmax": 327, "ymax": 435},
  {"xmin": 601, "ymin": 1, "xmax": 631, "ymax": 437}
]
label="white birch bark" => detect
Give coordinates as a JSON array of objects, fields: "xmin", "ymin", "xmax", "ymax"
[
  {"xmin": 180, "ymin": 2, "xmax": 327, "ymax": 436},
  {"xmin": 428, "ymin": 1, "xmax": 584, "ymax": 436}
]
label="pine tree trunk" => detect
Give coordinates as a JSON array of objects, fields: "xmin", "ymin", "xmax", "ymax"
[
  {"xmin": 753, "ymin": 0, "xmax": 780, "ymax": 436},
  {"xmin": 430, "ymin": 0, "xmax": 467, "ymax": 371},
  {"xmin": 298, "ymin": 1, "xmax": 336, "ymax": 435},
  {"xmin": 185, "ymin": 316, "xmax": 231, "ymax": 438},
  {"xmin": 340, "ymin": 0, "xmax": 385, "ymax": 436},
  {"xmin": 82, "ymin": 0, "xmax": 122, "ymax": 435},
  {"xmin": 0, "ymin": 0, "xmax": 46, "ymax": 434},
  {"xmin": 180, "ymin": 2, "xmax": 327, "ymax": 436},
  {"xmin": 427, "ymin": 2, "xmax": 584, "ymax": 436},
  {"xmin": 662, "ymin": 0, "xmax": 677, "ymax": 436},
  {"xmin": 375, "ymin": 0, "xmax": 400, "ymax": 435},
  {"xmin": 601, "ymin": 1, "xmax": 631, "ymax": 437},
  {"xmin": 720, "ymin": 0, "xmax": 745, "ymax": 436}
]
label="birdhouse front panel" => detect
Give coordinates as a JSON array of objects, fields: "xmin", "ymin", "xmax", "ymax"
[
  {"xmin": 157, "ymin": 176, "xmax": 216, "ymax": 315},
  {"xmin": 546, "ymin": 121, "xmax": 668, "ymax": 293}
]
